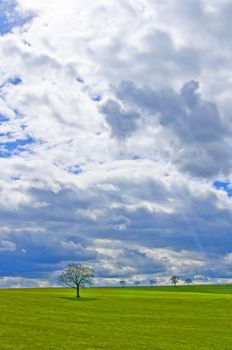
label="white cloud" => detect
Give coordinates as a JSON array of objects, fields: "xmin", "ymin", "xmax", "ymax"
[
  {"xmin": 0, "ymin": 276, "xmax": 52, "ymax": 288},
  {"xmin": 0, "ymin": 240, "xmax": 16, "ymax": 252},
  {"xmin": 0, "ymin": 0, "xmax": 232, "ymax": 286}
]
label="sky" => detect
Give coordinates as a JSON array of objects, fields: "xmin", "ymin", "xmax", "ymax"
[{"xmin": 0, "ymin": 0, "xmax": 232, "ymax": 288}]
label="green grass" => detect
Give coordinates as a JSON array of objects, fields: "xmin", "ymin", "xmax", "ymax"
[{"xmin": 0, "ymin": 285, "xmax": 232, "ymax": 349}]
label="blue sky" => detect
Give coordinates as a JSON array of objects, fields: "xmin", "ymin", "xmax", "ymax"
[
  {"xmin": 0, "ymin": 0, "xmax": 32, "ymax": 35},
  {"xmin": 0, "ymin": 1, "xmax": 17, "ymax": 35},
  {"xmin": 0, "ymin": 0, "xmax": 232, "ymax": 288}
]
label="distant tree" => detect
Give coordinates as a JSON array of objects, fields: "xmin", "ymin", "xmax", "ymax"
[
  {"xmin": 134, "ymin": 281, "xmax": 140, "ymax": 287},
  {"xmin": 120, "ymin": 280, "xmax": 126, "ymax": 287},
  {"xmin": 185, "ymin": 278, "xmax": 192, "ymax": 286},
  {"xmin": 58, "ymin": 263, "xmax": 94, "ymax": 298},
  {"xmin": 149, "ymin": 279, "xmax": 157, "ymax": 287},
  {"xmin": 170, "ymin": 275, "xmax": 179, "ymax": 287}
]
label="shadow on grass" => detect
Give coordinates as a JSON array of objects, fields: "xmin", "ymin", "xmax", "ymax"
[{"xmin": 59, "ymin": 296, "xmax": 97, "ymax": 302}]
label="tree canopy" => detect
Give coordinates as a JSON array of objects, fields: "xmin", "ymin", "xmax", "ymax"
[
  {"xmin": 185, "ymin": 278, "xmax": 193, "ymax": 286},
  {"xmin": 149, "ymin": 279, "xmax": 157, "ymax": 286},
  {"xmin": 58, "ymin": 263, "xmax": 94, "ymax": 298},
  {"xmin": 120, "ymin": 280, "xmax": 126, "ymax": 287},
  {"xmin": 170, "ymin": 275, "xmax": 179, "ymax": 287}
]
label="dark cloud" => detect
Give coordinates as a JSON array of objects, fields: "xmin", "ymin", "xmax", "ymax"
[
  {"xmin": 94, "ymin": 27, "xmax": 201, "ymax": 87},
  {"xmin": 2, "ymin": 0, "xmax": 232, "ymax": 287},
  {"xmin": 0, "ymin": 231, "xmax": 96, "ymax": 278},
  {"xmin": 116, "ymin": 80, "xmax": 225, "ymax": 143},
  {"xmin": 101, "ymin": 99, "xmax": 140, "ymax": 139},
  {"xmin": 1, "ymin": 175, "xmax": 232, "ymax": 281},
  {"xmin": 111, "ymin": 80, "xmax": 231, "ymax": 177}
]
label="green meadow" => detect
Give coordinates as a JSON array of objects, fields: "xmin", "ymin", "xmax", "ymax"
[{"xmin": 0, "ymin": 285, "xmax": 232, "ymax": 350}]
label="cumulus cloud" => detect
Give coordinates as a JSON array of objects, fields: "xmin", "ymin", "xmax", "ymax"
[
  {"xmin": 107, "ymin": 79, "xmax": 230, "ymax": 177},
  {"xmin": 100, "ymin": 99, "xmax": 140, "ymax": 139},
  {"xmin": 0, "ymin": 0, "xmax": 232, "ymax": 286},
  {"xmin": 0, "ymin": 239, "xmax": 16, "ymax": 252}
]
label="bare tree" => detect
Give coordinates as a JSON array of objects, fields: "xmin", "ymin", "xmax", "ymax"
[
  {"xmin": 170, "ymin": 275, "xmax": 179, "ymax": 287},
  {"xmin": 58, "ymin": 263, "xmax": 94, "ymax": 298},
  {"xmin": 120, "ymin": 280, "xmax": 126, "ymax": 287},
  {"xmin": 149, "ymin": 279, "xmax": 157, "ymax": 287},
  {"xmin": 185, "ymin": 278, "xmax": 192, "ymax": 286},
  {"xmin": 134, "ymin": 281, "xmax": 140, "ymax": 287}
]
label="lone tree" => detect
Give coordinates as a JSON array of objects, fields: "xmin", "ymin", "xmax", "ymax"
[
  {"xmin": 149, "ymin": 279, "xmax": 157, "ymax": 287},
  {"xmin": 170, "ymin": 275, "xmax": 179, "ymax": 287},
  {"xmin": 134, "ymin": 281, "xmax": 140, "ymax": 287},
  {"xmin": 58, "ymin": 263, "xmax": 94, "ymax": 298},
  {"xmin": 185, "ymin": 278, "xmax": 192, "ymax": 286},
  {"xmin": 120, "ymin": 280, "xmax": 126, "ymax": 287}
]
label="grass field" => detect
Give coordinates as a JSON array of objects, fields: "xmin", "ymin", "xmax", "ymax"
[{"xmin": 0, "ymin": 285, "xmax": 232, "ymax": 350}]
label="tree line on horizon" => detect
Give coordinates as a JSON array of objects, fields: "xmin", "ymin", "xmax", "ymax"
[
  {"xmin": 119, "ymin": 276, "xmax": 193, "ymax": 288},
  {"xmin": 58, "ymin": 263, "xmax": 193, "ymax": 298}
]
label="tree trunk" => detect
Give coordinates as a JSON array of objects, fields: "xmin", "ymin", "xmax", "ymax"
[{"xmin": 76, "ymin": 285, "xmax": 80, "ymax": 298}]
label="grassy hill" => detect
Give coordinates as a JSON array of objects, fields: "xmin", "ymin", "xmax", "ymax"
[{"xmin": 0, "ymin": 285, "xmax": 232, "ymax": 349}]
